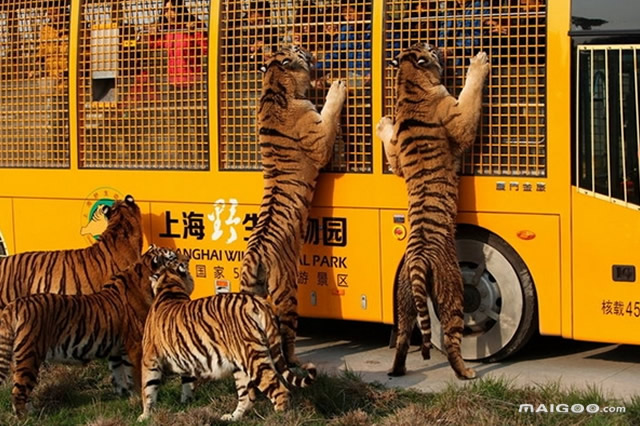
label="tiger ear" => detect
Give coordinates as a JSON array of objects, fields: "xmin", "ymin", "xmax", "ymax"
[
  {"xmin": 177, "ymin": 263, "xmax": 187, "ymax": 276},
  {"xmin": 125, "ymin": 194, "xmax": 135, "ymax": 204},
  {"xmin": 149, "ymin": 273, "xmax": 162, "ymax": 295},
  {"xmin": 102, "ymin": 205, "xmax": 112, "ymax": 218},
  {"xmin": 259, "ymin": 65, "xmax": 267, "ymax": 73},
  {"xmin": 390, "ymin": 59, "xmax": 399, "ymax": 67},
  {"xmin": 151, "ymin": 255, "xmax": 162, "ymax": 269}
]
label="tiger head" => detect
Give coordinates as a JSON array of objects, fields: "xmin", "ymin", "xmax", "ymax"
[
  {"xmin": 149, "ymin": 254, "xmax": 194, "ymax": 298},
  {"xmin": 391, "ymin": 42, "xmax": 443, "ymax": 85},
  {"xmin": 260, "ymin": 45, "xmax": 314, "ymax": 98},
  {"xmin": 101, "ymin": 194, "xmax": 143, "ymax": 239},
  {"xmin": 145, "ymin": 244, "xmax": 178, "ymax": 271}
]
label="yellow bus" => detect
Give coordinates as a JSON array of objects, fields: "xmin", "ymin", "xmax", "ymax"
[{"xmin": 0, "ymin": 0, "xmax": 638, "ymax": 362}]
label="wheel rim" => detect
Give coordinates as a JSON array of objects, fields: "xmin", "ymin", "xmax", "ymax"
[{"xmin": 428, "ymin": 238, "xmax": 523, "ymax": 360}]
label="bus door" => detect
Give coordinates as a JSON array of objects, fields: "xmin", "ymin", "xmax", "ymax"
[{"xmin": 571, "ymin": 0, "xmax": 640, "ymax": 344}]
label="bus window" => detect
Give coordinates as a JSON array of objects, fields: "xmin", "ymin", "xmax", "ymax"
[
  {"xmin": 78, "ymin": 0, "xmax": 210, "ymax": 170},
  {"xmin": 218, "ymin": 0, "xmax": 373, "ymax": 173},
  {"xmin": 384, "ymin": 0, "xmax": 547, "ymax": 177},
  {"xmin": 0, "ymin": 1, "xmax": 70, "ymax": 168},
  {"xmin": 576, "ymin": 46, "xmax": 640, "ymax": 207}
]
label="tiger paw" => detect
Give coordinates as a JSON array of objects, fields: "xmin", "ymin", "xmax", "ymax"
[
  {"xmin": 456, "ymin": 367, "xmax": 477, "ymax": 380},
  {"xmin": 137, "ymin": 413, "xmax": 149, "ymax": 422},
  {"xmin": 469, "ymin": 51, "xmax": 490, "ymax": 77},
  {"xmin": 326, "ymin": 80, "xmax": 347, "ymax": 106},
  {"xmin": 421, "ymin": 345, "xmax": 431, "ymax": 360},
  {"xmin": 387, "ymin": 366, "xmax": 407, "ymax": 377},
  {"xmin": 376, "ymin": 116, "xmax": 394, "ymax": 143},
  {"xmin": 221, "ymin": 413, "xmax": 234, "ymax": 421}
]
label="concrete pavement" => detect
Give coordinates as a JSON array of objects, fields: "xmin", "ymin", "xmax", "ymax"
[{"xmin": 296, "ymin": 319, "xmax": 640, "ymax": 401}]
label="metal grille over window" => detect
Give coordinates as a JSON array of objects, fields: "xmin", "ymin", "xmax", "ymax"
[
  {"xmin": 0, "ymin": 1, "xmax": 70, "ymax": 168},
  {"xmin": 384, "ymin": 0, "xmax": 546, "ymax": 176},
  {"xmin": 218, "ymin": 0, "xmax": 373, "ymax": 173},
  {"xmin": 78, "ymin": 0, "xmax": 209, "ymax": 170},
  {"xmin": 576, "ymin": 46, "xmax": 640, "ymax": 209}
]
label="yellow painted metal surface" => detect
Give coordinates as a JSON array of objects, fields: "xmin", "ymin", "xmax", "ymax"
[
  {"xmin": 12, "ymin": 195, "xmax": 151, "ymax": 253},
  {"xmin": 0, "ymin": 198, "xmax": 13, "ymax": 256},
  {"xmin": 545, "ymin": 0, "xmax": 573, "ymax": 339},
  {"xmin": 572, "ymin": 190, "xmax": 640, "ymax": 344},
  {"xmin": 379, "ymin": 209, "xmax": 410, "ymax": 324},
  {"xmin": 151, "ymin": 201, "xmax": 381, "ymax": 321}
]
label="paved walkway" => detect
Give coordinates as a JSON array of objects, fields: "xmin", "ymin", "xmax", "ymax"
[{"xmin": 296, "ymin": 319, "xmax": 640, "ymax": 401}]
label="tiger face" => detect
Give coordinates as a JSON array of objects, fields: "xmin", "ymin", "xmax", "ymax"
[
  {"xmin": 392, "ymin": 42, "xmax": 443, "ymax": 81},
  {"xmin": 145, "ymin": 245, "xmax": 178, "ymax": 271},
  {"xmin": 149, "ymin": 256, "xmax": 194, "ymax": 297},
  {"xmin": 260, "ymin": 46, "xmax": 314, "ymax": 97},
  {"xmin": 261, "ymin": 45, "xmax": 314, "ymax": 74}
]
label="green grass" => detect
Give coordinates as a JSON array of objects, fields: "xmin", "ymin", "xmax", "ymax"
[{"xmin": 0, "ymin": 363, "xmax": 638, "ymax": 425}]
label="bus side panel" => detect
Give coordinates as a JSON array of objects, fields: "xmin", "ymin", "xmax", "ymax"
[
  {"xmin": 150, "ymin": 201, "xmax": 249, "ymax": 301},
  {"xmin": 12, "ymin": 198, "xmax": 152, "ymax": 254},
  {"xmin": 150, "ymin": 202, "xmax": 383, "ymax": 322},
  {"xmin": 297, "ymin": 207, "xmax": 382, "ymax": 322},
  {"xmin": 0, "ymin": 198, "xmax": 14, "ymax": 256},
  {"xmin": 457, "ymin": 212, "xmax": 562, "ymax": 337},
  {"xmin": 572, "ymin": 191, "xmax": 640, "ymax": 344},
  {"xmin": 379, "ymin": 209, "xmax": 413, "ymax": 325}
]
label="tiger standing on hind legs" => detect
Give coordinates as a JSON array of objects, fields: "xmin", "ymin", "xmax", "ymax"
[
  {"xmin": 376, "ymin": 43, "xmax": 489, "ymax": 379},
  {"xmin": 240, "ymin": 46, "xmax": 346, "ymax": 366}
]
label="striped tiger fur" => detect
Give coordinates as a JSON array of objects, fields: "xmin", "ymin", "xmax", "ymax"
[
  {"xmin": 138, "ymin": 258, "xmax": 317, "ymax": 422},
  {"xmin": 0, "ymin": 194, "xmax": 143, "ymax": 308},
  {"xmin": 240, "ymin": 45, "xmax": 346, "ymax": 365},
  {"xmin": 0, "ymin": 245, "xmax": 177, "ymax": 416},
  {"xmin": 376, "ymin": 43, "xmax": 489, "ymax": 379}
]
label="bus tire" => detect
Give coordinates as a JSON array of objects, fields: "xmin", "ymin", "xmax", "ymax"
[{"xmin": 424, "ymin": 225, "xmax": 537, "ymax": 362}]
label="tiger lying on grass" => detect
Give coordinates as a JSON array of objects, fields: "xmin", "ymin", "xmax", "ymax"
[
  {"xmin": 138, "ymin": 258, "xmax": 316, "ymax": 422},
  {"xmin": 377, "ymin": 43, "xmax": 489, "ymax": 379},
  {"xmin": 0, "ymin": 245, "xmax": 176, "ymax": 416}
]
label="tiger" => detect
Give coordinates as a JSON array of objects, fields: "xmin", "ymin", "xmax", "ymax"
[
  {"xmin": 240, "ymin": 45, "xmax": 346, "ymax": 365},
  {"xmin": 0, "ymin": 245, "xmax": 177, "ymax": 416},
  {"xmin": 376, "ymin": 43, "xmax": 489, "ymax": 379},
  {"xmin": 138, "ymin": 258, "xmax": 317, "ymax": 422},
  {"xmin": 0, "ymin": 194, "xmax": 143, "ymax": 308}
]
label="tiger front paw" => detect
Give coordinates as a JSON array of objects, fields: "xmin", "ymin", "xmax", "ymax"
[
  {"xmin": 326, "ymin": 79, "xmax": 347, "ymax": 107},
  {"xmin": 376, "ymin": 116, "xmax": 394, "ymax": 142},
  {"xmin": 468, "ymin": 51, "xmax": 490, "ymax": 78}
]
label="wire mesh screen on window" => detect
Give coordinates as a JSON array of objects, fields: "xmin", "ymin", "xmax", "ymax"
[
  {"xmin": 384, "ymin": 0, "xmax": 546, "ymax": 176},
  {"xmin": 218, "ymin": 0, "xmax": 373, "ymax": 173},
  {"xmin": 577, "ymin": 47, "xmax": 640, "ymax": 208},
  {"xmin": 78, "ymin": 0, "xmax": 210, "ymax": 170},
  {"xmin": 0, "ymin": 1, "xmax": 70, "ymax": 168}
]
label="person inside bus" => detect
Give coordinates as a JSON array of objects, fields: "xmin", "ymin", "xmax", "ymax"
[
  {"xmin": 33, "ymin": 2, "xmax": 69, "ymax": 90},
  {"xmin": 313, "ymin": 2, "xmax": 371, "ymax": 91},
  {"xmin": 147, "ymin": 0, "xmax": 208, "ymax": 154},
  {"xmin": 436, "ymin": 0, "xmax": 498, "ymax": 68},
  {"xmin": 149, "ymin": 0, "xmax": 208, "ymax": 90},
  {"xmin": 238, "ymin": 1, "xmax": 278, "ymax": 67},
  {"xmin": 292, "ymin": 1, "xmax": 332, "ymax": 56}
]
